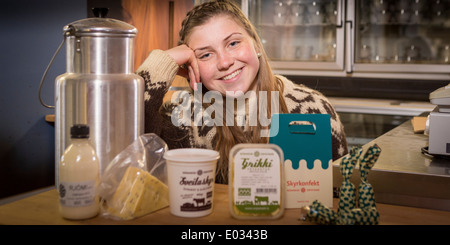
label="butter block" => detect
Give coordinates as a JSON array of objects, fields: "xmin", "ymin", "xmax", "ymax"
[{"xmin": 107, "ymin": 166, "xmax": 169, "ymax": 220}]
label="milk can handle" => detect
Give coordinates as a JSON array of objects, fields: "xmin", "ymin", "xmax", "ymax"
[{"xmin": 38, "ymin": 38, "xmax": 65, "ymax": 109}]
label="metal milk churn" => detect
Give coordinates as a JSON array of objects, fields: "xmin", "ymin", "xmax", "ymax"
[{"xmin": 54, "ymin": 17, "xmax": 144, "ymax": 186}]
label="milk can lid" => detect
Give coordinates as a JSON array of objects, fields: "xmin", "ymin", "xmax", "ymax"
[{"xmin": 63, "ymin": 18, "xmax": 137, "ymax": 37}]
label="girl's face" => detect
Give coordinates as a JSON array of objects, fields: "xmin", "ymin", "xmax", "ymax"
[{"xmin": 187, "ymin": 15, "xmax": 260, "ymax": 96}]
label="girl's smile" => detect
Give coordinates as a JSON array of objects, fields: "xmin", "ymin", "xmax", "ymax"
[{"xmin": 220, "ymin": 67, "xmax": 243, "ymax": 81}]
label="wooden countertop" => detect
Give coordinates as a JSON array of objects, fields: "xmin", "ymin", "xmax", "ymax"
[{"xmin": 1, "ymin": 184, "xmax": 450, "ymax": 225}]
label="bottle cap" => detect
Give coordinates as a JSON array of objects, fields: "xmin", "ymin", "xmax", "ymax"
[{"xmin": 70, "ymin": 124, "xmax": 90, "ymax": 138}]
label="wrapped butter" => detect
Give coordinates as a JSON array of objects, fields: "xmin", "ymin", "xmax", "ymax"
[{"xmin": 229, "ymin": 144, "xmax": 285, "ymax": 219}]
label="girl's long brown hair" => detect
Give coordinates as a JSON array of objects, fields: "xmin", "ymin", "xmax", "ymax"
[{"xmin": 178, "ymin": 0, "xmax": 288, "ymax": 184}]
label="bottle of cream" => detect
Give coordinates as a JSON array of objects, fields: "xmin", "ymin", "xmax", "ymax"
[{"xmin": 58, "ymin": 124, "xmax": 100, "ymax": 220}]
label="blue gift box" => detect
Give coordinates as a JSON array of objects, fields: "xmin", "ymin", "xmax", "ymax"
[{"xmin": 269, "ymin": 114, "xmax": 333, "ymax": 208}]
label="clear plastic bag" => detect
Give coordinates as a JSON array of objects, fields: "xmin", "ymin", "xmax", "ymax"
[{"xmin": 98, "ymin": 133, "xmax": 169, "ymax": 220}]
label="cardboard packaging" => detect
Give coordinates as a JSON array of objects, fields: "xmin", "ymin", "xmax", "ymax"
[{"xmin": 269, "ymin": 114, "xmax": 333, "ymax": 209}]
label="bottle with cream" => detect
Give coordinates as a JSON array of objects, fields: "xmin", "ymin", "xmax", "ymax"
[{"xmin": 58, "ymin": 124, "xmax": 100, "ymax": 220}]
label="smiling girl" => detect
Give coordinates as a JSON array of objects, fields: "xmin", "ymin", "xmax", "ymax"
[{"xmin": 137, "ymin": 0, "xmax": 348, "ymax": 184}]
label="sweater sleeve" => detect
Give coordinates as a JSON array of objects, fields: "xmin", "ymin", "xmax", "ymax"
[
  {"xmin": 136, "ymin": 49, "xmax": 179, "ymax": 135},
  {"xmin": 136, "ymin": 49, "xmax": 179, "ymax": 97},
  {"xmin": 136, "ymin": 50, "xmax": 193, "ymax": 150}
]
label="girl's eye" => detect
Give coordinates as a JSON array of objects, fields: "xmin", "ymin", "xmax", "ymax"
[
  {"xmin": 199, "ymin": 53, "xmax": 211, "ymax": 59},
  {"xmin": 229, "ymin": 41, "xmax": 240, "ymax": 47}
]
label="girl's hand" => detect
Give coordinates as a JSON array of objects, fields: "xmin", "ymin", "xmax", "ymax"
[{"xmin": 166, "ymin": 44, "xmax": 200, "ymax": 91}]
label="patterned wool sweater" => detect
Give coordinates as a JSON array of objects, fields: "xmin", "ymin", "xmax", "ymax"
[{"xmin": 137, "ymin": 49, "xmax": 348, "ymax": 173}]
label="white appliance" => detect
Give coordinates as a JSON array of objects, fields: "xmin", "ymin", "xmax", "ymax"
[{"xmin": 428, "ymin": 83, "xmax": 450, "ymax": 156}]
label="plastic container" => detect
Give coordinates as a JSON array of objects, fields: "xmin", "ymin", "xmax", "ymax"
[
  {"xmin": 229, "ymin": 144, "xmax": 285, "ymax": 219},
  {"xmin": 59, "ymin": 124, "xmax": 100, "ymax": 220},
  {"xmin": 164, "ymin": 148, "xmax": 219, "ymax": 217}
]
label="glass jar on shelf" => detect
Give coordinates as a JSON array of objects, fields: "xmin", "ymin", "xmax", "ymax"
[
  {"xmin": 355, "ymin": 0, "xmax": 450, "ymax": 66},
  {"xmin": 441, "ymin": 44, "xmax": 450, "ymax": 64},
  {"xmin": 248, "ymin": 0, "xmax": 341, "ymax": 65}
]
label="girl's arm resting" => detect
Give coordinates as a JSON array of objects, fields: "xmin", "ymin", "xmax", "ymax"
[
  {"xmin": 136, "ymin": 49, "xmax": 179, "ymax": 135},
  {"xmin": 136, "ymin": 49, "xmax": 179, "ymax": 91}
]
